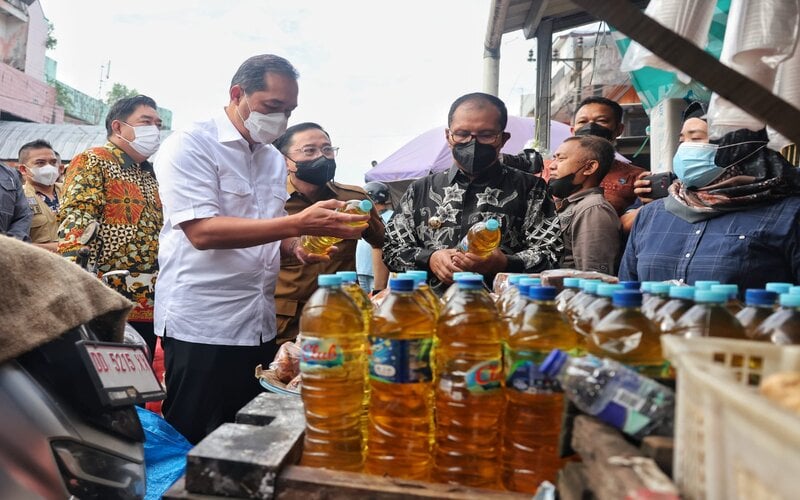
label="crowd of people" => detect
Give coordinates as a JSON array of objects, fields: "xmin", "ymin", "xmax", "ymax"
[{"xmin": 1, "ymin": 52, "xmax": 799, "ymax": 445}]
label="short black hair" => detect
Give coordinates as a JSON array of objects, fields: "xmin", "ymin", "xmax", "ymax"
[
  {"xmin": 230, "ymin": 54, "xmax": 299, "ymax": 95},
  {"xmin": 563, "ymin": 135, "xmax": 615, "ymax": 179},
  {"xmin": 104, "ymin": 95, "xmax": 158, "ymax": 138},
  {"xmin": 448, "ymin": 92, "xmax": 508, "ymax": 131},
  {"xmin": 273, "ymin": 122, "xmax": 330, "ymax": 154},
  {"xmin": 575, "ymin": 96, "xmax": 624, "ymax": 126},
  {"xmin": 18, "ymin": 139, "xmax": 54, "ymax": 164}
]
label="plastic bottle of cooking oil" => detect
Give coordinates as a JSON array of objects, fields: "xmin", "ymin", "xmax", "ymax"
[
  {"xmin": 502, "ymin": 285, "xmax": 579, "ymax": 492},
  {"xmin": 736, "ymin": 289, "xmax": 779, "ymax": 339},
  {"xmin": 556, "ymin": 277, "xmax": 582, "ymax": 316},
  {"xmin": 710, "ymin": 284, "xmax": 743, "ymax": 315},
  {"xmin": 588, "ymin": 290, "xmax": 669, "ymax": 379},
  {"xmin": 693, "ymin": 280, "xmax": 720, "ymax": 291},
  {"xmin": 457, "ymin": 218, "xmax": 501, "ymax": 258},
  {"xmin": 573, "ymin": 283, "xmax": 624, "ymax": 339},
  {"xmin": 442, "ymin": 272, "xmax": 481, "ymax": 305},
  {"xmin": 497, "ymin": 274, "xmax": 524, "ymax": 315},
  {"xmin": 672, "ymin": 290, "xmax": 747, "ymax": 339},
  {"xmin": 366, "ymin": 277, "xmax": 435, "ymax": 480},
  {"xmin": 300, "ymin": 199, "xmax": 372, "ymax": 254},
  {"xmin": 752, "ymin": 293, "xmax": 800, "ymax": 345},
  {"xmin": 337, "ymin": 270, "xmax": 373, "ymax": 432},
  {"xmin": 434, "ymin": 275, "xmax": 505, "ymax": 489},
  {"xmin": 405, "ymin": 270, "xmax": 442, "ymax": 319},
  {"xmin": 654, "ymin": 286, "xmax": 696, "ymax": 333},
  {"xmin": 641, "ymin": 282, "xmax": 671, "ymax": 320},
  {"xmin": 565, "ymin": 279, "xmax": 601, "ymax": 329},
  {"xmin": 299, "ymin": 274, "xmax": 366, "ymax": 471},
  {"xmin": 765, "ymin": 282, "xmax": 794, "ymax": 295},
  {"xmin": 502, "ymin": 277, "xmax": 540, "ymax": 325}
]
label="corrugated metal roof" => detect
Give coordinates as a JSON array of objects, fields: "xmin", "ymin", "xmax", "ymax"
[
  {"xmin": 501, "ymin": 0, "xmax": 649, "ymax": 38},
  {"xmin": 0, "ymin": 121, "xmax": 172, "ymax": 161}
]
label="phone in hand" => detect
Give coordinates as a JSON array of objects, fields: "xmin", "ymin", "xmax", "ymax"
[{"xmin": 643, "ymin": 172, "xmax": 673, "ymax": 200}]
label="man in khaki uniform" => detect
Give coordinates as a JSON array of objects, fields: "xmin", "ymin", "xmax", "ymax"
[
  {"xmin": 273, "ymin": 122, "xmax": 385, "ymax": 343},
  {"xmin": 18, "ymin": 140, "xmax": 64, "ymax": 252}
]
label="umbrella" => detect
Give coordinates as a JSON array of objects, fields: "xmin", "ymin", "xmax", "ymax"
[{"xmin": 365, "ymin": 116, "xmax": 572, "ymax": 183}]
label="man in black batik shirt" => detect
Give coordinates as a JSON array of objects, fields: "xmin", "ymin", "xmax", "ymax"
[{"xmin": 383, "ymin": 92, "xmax": 563, "ymax": 294}]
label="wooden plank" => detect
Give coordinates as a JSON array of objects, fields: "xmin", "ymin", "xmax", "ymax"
[
  {"xmin": 275, "ymin": 465, "xmax": 529, "ymax": 500},
  {"xmin": 570, "ymin": 0, "xmax": 800, "ymax": 146},
  {"xmin": 571, "ymin": 416, "xmax": 678, "ymax": 500}
]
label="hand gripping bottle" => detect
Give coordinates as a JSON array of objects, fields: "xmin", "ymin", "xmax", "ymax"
[
  {"xmin": 299, "ymin": 274, "xmax": 367, "ymax": 471},
  {"xmin": 541, "ymin": 350, "xmax": 675, "ymax": 439},
  {"xmin": 502, "ymin": 286, "xmax": 580, "ymax": 492},
  {"xmin": 456, "ymin": 218, "xmax": 501, "ymax": 258},
  {"xmin": 434, "ymin": 275, "xmax": 505, "ymax": 489},
  {"xmin": 588, "ymin": 290, "xmax": 669, "ymax": 379},
  {"xmin": 752, "ymin": 293, "xmax": 800, "ymax": 345},
  {"xmin": 673, "ymin": 290, "xmax": 747, "ymax": 339},
  {"xmin": 736, "ymin": 289, "xmax": 779, "ymax": 339},
  {"xmin": 300, "ymin": 199, "xmax": 372, "ymax": 255},
  {"xmin": 366, "ymin": 277, "xmax": 435, "ymax": 480}
]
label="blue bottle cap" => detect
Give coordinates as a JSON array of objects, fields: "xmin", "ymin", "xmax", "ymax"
[
  {"xmin": 317, "ymin": 274, "xmax": 342, "ymax": 287},
  {"xmin": 529, "ymin": 285, "xmax": 557, "ymax": 301},
  {"xmin": 389, "ymin": 277, "xmax": 415, "ymax": 292},
  {"xmin": 765, "ymin": 282, "xmax": 793, "ymax": 294},
  {"xmin": 452, "ymin": 272, "xmax": 476, "ymax": 280},
  {"xmin": 519, "ymin": 277, "xmax": 540, "ymax": 287},
  {"xmin": 541, "ymin": 349, "xmax": 569, "ymax": 377},
  {"xmin": 780, "ymin": 293, "xmax": 800, "ymax": 308},
  {"xmin": 507, "ymin": 274, "xmax": 523, "ymax": 286},
  {"xmin": 612, "ymin": 290, "xmax": 643, "ymax": 307},
  {"xmin": 694, "ymin": 290, "xmax": 728, "ymax": 304},
  {"xmin": 669, "ymin": 286, "xmax": 696, "ymax": 300},
  {"xmin": 744, "ymin": 289, "xmax": 778, "ymax": 307},
  {"xmin": 710, "ymin": 284, "xmax": 739, "ymax": 299},
  {"xmin": 485, "ymin": 218, "xmax": 500, "ymax": 231},
  {"xmin": 407, "ymin": 270, "xmax": 428, "ymax": 280},
  {"xmin": 358, "ymin": 199, "xmax": 373, "ymax": 212},
  {"xmin": 583, "ymin": 281, "xmax": 601, "ymax": 295},
  {"xmin": 597, "ymin": 283, "xmax": 624, "ymax": 297},
  {"xmin": 456, "ymin": 275, "xmax": 484, "ymax": 289},
  {"xmin": 563, "ymin": 277, "xmax": 582, "ymax": 288},
  {"xmin": 580, "ymin": 279, "xmax": 601, "ymax": 290},
  {"xmin": 790, "ymin": 286, "xmax": 800, "ymax": 296},
  {"xmin": 651, "ymin": 283, "xmax": 672, "ymax": 295},
  {"xmin": 640, "ymin": 281, "xmax": 658, "ymax": 293},
  {"xmin": 402, "ymin": 274, "xmax": 425, "ymax": 287},
  {"xmin": 694, "ymin": 280, "xmax": 721, "ymax": 291},
  {"xmin": 619, "ymin": 281, "xmax": 641, "ymax": 290},
  {"xmin": 336, "ymin": 271, "xmax": 358, "ymax": 283}
]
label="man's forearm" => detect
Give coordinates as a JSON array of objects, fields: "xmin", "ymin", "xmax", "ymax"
[{"xmin": 181, "ymin": 215, "xmax": 301, "ymax": 250}]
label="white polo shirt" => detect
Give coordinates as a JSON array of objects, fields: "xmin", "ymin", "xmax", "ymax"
[{"xmin": 154, "ymin": 112, "xmax": 288, "ymax": 346}]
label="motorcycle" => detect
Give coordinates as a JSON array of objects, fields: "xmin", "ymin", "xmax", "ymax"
[{"xmin": 0, "ymin": 223, "xmax": 165, "ymax": 499}]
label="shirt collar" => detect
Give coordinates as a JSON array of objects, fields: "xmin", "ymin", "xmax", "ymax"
[
  {"xmin": 214, "ymin": 109, "xmax": 263, "ymax": 149},
  {"xmin": 558, "ymin": 186, "xmax": 604, "ymax": 210},
  {"xmin": 103, "ymin": 142, "xmax": 149, "ymax": 170},
  {"xmin": 286, "ymin": 177, "xmax": 337, "ymax": 202},
  {"xmin": 445, "ymin": 162, "xmax": 506, "ymax": 186}
]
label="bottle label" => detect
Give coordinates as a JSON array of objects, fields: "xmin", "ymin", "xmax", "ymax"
[
  {"xmin": 592, "ymin": 369, "xmax": 671, "ymax": 436},
  {"xmin": 368, "ymin": 336, "xmax": 432, "ymax": 383},
  {"xmin": 504, "ymin": 347, "xmax": 562, "ymax": 394},
  {"xmin": 456, "ymin": 235, "xmax": 469, "ymax": 253},
  {"xmin": 464, "ymin": 358, "xmax": 503, "ymax": 394},
  {"xmin": 300, "ymin": 338, "xmax": 344, "ymax": 370}
]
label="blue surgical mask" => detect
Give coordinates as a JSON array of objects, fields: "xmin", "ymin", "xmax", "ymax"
[{"xmin": 672, "ymin": 142, "xmax": 724, "ymax": 188}]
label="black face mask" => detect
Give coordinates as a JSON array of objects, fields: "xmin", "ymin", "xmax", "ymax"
[
  {"xmin": 574, "ymin": 122, "xmax": 616, "ymax": 141},
  {"xmin": 452, "ymin": 140, "xmax": 499, "ymax": 176},
  {"xmin": 293, "ymin": 156, "xmax": 336, "ymax": 186},
  {"xmin": 548, "ymin": 173, "xmax": 581, "ymax": 199}
]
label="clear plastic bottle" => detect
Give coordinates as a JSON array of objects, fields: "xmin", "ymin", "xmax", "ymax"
[
  {"xmin": 566, "ymin": 280, "xmax": 601, "ymax": 333},
  {"xmin": 299, "ymin": 274, "xmax": 367, "ymax": 471},
  {"xmin": 502, "ymin": 277, "xmax": 540, "ymax": 325},
  {"xmin": 300, "ymin": 199, "xmax": 372, "ymax": 254},
  {"xmin": 752, "ymin": 293, "xmax": 800, "ymax": 345},
  {"xmin": 639, "ymin": 281, "xmax": 658, "ymax": 305},
  {"xmin": 366, "ymin": 277, "xmax": 435, "ymax": 480},
  {"xmin": 337, "ymin": 270, "xmax": 373, "ymax": 432},
  {"xmin": 765, "ymin": 282, "xmax": 794, "ymax": 295},
  {"xmin": 573, "ymin": 283, "xmax": 624, "ymax": 338},
  {"xmin": 457, "ymin": 218, "xmax": 501, "ymax": 258},
  {"xmin": 497, "ymin": 274, "xmax": 524, "ymax": 316},
  {"xmin": 404, "ymin": 270, "xmax": 441, "ymax": 320},
  {"xmin": 434, "ymin": 275, "xmax": 505, "ymax": 489},
  {"xmin": 641, "ymin": 283, "xmax": 671, "ymax": 321},
  {"xmin": 540, "ymin": 350, "xmax": 675, "ymax": 439},
  {"xmin": 442, "ymin": 272, "xmax": 480, "ymax": 305},
  {"xmin": 556, "ymin": 277, "xmax": 582, "ymax": 316},
  {"xmin": 736, "ymin": 289, "xmax": 779, "ymax": 339},
  {"xmin": 655, "ymin": 286, "xmax": 696, "ymax": 334},
  {"xmin": 502, "ymin": 286, "xmax": 579, "ymax": 492},
  {"xmin": 710, "ymin": 284, "xmax": 743, "ymax": 315},
  {"xmin": 672, "ymin": 290, "xmax": 747, "ymax": 339},
  {"xmin": 588, "ymin": 290, "xmax": 668, "ymax": 379}
]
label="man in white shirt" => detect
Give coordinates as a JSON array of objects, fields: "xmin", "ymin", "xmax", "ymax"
[{"xmin": 154, "ymin": 54, "xmax": 368, "ymax": 444}]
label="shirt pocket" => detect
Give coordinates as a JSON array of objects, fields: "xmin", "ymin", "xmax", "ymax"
[{"xmin": 218, "ymin": 176, "xmax": 255, "ymax": 215}]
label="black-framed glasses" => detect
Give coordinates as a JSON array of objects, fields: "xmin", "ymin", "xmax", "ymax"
[
  {"xmin": 292, "ymin": 146, "xmax": 339, "ymax": 159},
  {"xmin": 448, "ymin": 130, "xmax": 503, "ymax": 145}
]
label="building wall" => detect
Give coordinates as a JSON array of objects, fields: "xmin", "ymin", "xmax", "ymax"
[
  {"xmin": 23, "ymin": 0, "xmax": 46, "ymax": 81},
  {"xmin": 0, "ymin": 62, "xmax": 63, "ymax": 122},
  {"xmin": 0, "ymin": 0, "xmax": 29, "ymax": 72}
]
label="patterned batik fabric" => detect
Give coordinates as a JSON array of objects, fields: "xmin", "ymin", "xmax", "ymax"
[
  {"xmin": 57, "ymin": 143, "xmax": 162, "ymax": 322},
  {"xmin": 383, "ymin": 164, "xmax": 563, "ymax": 294}
]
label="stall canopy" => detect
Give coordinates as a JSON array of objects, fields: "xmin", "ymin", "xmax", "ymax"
[{"xmin": 366, "ymin": 116, "xmax": 572, "ymax": 183}]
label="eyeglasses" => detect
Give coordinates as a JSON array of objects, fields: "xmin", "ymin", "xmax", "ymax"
[
  {"xmin": 448, "ymin": 130, "xmax": 503, "ymax": 145},
  {"xmin": 292, "ymin": 146, "xmax": 339, "ymax": 159}
]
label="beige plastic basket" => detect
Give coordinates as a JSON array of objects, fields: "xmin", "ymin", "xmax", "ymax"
[{"xmin": 662, "ymin": 335, "xmax": 800, "ymax": 500}]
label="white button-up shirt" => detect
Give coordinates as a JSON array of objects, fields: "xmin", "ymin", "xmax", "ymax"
[{"xmin": 154, "ymin": 113, "xmax": 288, "ymax": 346}]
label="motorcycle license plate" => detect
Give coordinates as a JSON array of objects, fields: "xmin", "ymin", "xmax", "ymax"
[{"xmin": 77, "ymin": 341, "xmax": 165, "ymax": 407}]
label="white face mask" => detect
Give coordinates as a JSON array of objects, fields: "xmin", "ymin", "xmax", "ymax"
[
  {"xmin": 239, "ymin": 98, "xmax": 288, "ymax": 144},
  {"xmin": 119, "ymin": 123, "xmax": 161, "ymax": 157},
  {"xmin": 29, "ymin": 165, "xmax": 60, "ymax": 186}
]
